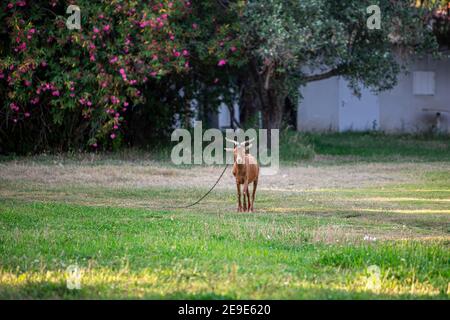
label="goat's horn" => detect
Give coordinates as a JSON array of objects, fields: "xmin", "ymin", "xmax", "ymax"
[
  {"xmin": 240, "ymin": 138, "xmax": 255, "ymax": 146},
  {"xmin": 225, "ymin": 137, "xmax": 238, "ymax": 145}
]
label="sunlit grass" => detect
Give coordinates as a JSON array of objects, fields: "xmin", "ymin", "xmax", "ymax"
[{"xmin": 0, "ymin": 156, "xmax": 449, "ymax": 299}]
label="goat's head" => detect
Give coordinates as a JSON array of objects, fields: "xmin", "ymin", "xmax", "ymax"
[{"xmin": 225, "ymin": 138, "xmax": 254, "ymax": 164}]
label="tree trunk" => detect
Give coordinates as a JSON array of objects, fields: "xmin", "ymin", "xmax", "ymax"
[
  {"xmin": 239, "ymin": 59, "xmax": 287, "ymax": 133},
  {"xmin": 237, "ymin": 62, "xmax": 288, "ymax": 150}
]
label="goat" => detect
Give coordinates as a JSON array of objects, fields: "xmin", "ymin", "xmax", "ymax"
[{"xmin": 225, "ymin": 138, "xmax": 259, "ymax": 212}]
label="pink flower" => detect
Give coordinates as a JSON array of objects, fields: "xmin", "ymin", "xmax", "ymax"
[
  {"xmin": 230, "ymin": 46, "xmax": 237, "ymax": 52},
  {"xmin": 52, "ymin": 90, "xmax": 60, "ymax": 97},
  {"xmin": 110, "ymin": 56, "xmax": 118, "ymax": 64},
  {"xmin": 93, "ymin": 27, "xmax": 100, "ymax": 33},
  {"xmin": 173, "ymin": 51, "xmax": 181, "ymax": 57},
  {"xmin": 110, "ymin": 96, "xmax": 120, "ymax": 105},
  {"xmin": 192, "ymin": 23, "xmax": 198, "ymax": 29},
  {"xmin": 218, "ymin": 59, "xmax": 227, "ymax": 67},
  {"xmin": 182, "ymin": 49, "xmax": 189, "ymax": 56},
  {"xmin": 92, "ymin": 143, "xmax": 98, "ymax": 148},
  {"xmin": 10, "ymin": 103, "xmax": 19, "ymax": 112},
  {"xmin": 103, "ymin": 25, "xmax": 110, "ymax": 32},
  {"xmin": 110, "ymin": 133, "xmax": 116, "ymax": 139},
  {"xmin": 24, "ymin": 112, "xmax": 30, "ymax": 118}
]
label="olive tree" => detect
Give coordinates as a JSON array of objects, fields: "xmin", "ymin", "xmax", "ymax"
[{"xmin": 236, "ymin": 0, "xmax": 439, "ymax": 130}]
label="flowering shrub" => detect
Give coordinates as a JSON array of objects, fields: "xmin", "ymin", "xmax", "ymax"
[{"xmin": 0, "ymin": 1, "xmax": 213, "ymax": 152}]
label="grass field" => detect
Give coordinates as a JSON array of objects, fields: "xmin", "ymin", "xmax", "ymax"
[{"xmin": 0, "ymin": 133, "xmax": 449, "ymax": 299}]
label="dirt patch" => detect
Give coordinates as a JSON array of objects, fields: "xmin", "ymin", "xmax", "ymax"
[{"xmin": 1, "ymin": 161, "xmax": 448, "ymax": 191}]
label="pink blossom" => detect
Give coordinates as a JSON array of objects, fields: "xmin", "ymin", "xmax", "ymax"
[
  {"xmin": 103, "ymin": 25, "xmax": 111, "ymax": 32},
  {"xmin": 52, "ymin": 90, "xmax": 60, "ymax": 97},
  {"xmin": 218, "ymin": 59, "xmax": 227, "ymax": 67},
  {"xmin": 109, "ymin": 56, "xmax": 118, "ymax": 64},
  {"xmin": 24, "ymin": 112, "xmax": 30, "ymax": 118},
  {"xmin": 110, "ymin": 96, "xmax": 120, "ymax": 105},
  {"xmin": 93, "ymin": 27, "xmax": 100, "ymax": 33},
  {"xmin": 230, "ymin": 46, "xmax": 237, "ymax": 52},
  {"xmin": 182, "ymin": 49, "xmax": 189, "ymax": 56},
  {"xmin": 10, "ymin": 103, "xmax": 19, "ymax": 112},
  {"xmin": 119, "ymin": 68, "xmax": 128, "ymax": 81},
  {"xmin": 110, "ymin": 133, "xmax": 116, "ymax": 139}
]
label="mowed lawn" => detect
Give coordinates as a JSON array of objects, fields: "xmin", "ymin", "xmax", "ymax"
[{"xmin": 0, "ymin": 133, "xmax": 449, "ymax": 299}]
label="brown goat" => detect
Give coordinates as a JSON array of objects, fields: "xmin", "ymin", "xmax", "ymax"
[{"xmin": 225, "ymin": 138, "xmax": 259, "ymax": 212}]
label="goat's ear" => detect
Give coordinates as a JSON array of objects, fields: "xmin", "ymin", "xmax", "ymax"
[{"xmin": 224, "ymin": 148, "xmax": 234, "ymax": 152}]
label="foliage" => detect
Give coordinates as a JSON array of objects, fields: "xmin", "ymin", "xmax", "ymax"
[
  {"xmin": 0, "ymin": 1, "xmax": 241, "ymax": 153},
  {"xmin": 0, "ymin": 1, "xmax": 445, "ymax": 154},
  {"xmin": 240, "ymin": 0, "xmax": 439, "ymax": 100}
]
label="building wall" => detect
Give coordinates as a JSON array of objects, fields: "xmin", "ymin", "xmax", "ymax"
[
  {"xmin": 297, "ymin": 56, "xmax": 450, "ymax": 133},
  {"xmin": 297, "ymin": 77, "xmax": 340, "ymax": 131},
  {"xmin": 378, "ymin": 57, "xmax": 450, "ymax": 133}
]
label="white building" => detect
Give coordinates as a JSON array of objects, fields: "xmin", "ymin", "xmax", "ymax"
[{"xmin": 298, "ymin": 55, "xmax": 450, "ymax": 133}]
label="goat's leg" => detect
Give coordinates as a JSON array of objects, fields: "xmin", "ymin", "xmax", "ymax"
[
  {"xmin": 236, "ymin": 183, "xmax": 242, "ymax": 212},
  {"xmin": 246, "ymin": 187, "xmax": 251, "ymax": 212},
  {"xmin": 242, "ymin": 186, "xmax": 247, "ymax": 212},
  {"xmin": 250, "ymin": 180, "xmax": 258, "ymax": 212},
  {"xmin": 243, "ymin": 181, "xmax": 249, "ymax": 212}
]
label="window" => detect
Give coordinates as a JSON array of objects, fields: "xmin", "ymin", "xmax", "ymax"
[{"xmin": 413, "ymin": 71, "xmax": 435, "ymax": 96}]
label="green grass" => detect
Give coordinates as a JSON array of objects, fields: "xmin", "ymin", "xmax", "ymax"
[
  {"xmin": 2, "ymin": 131, "xmax": 449, "ymax": 165},
  {"xmin": 0, "ymin": 132, "xmax": 449, "ymax": 299},
  {"xmin": 0, "ymin": 158, "xmax": 449, "ymax": 299},
  {"xmin": 301, "ymin": 131, "xmax": 450, "ymax": 162}
]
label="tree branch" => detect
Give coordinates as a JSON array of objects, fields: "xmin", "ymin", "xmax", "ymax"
[{"xmin": 303, "ymin": 66, "xmax": 346, "ymax": 83}]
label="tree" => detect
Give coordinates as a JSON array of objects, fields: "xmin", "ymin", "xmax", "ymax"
[{"xmin": 236, "ymin": 0, "xmax": 439, "ymax": 130}]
